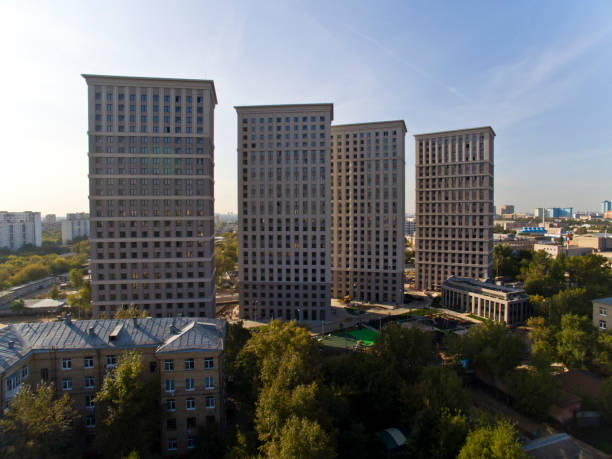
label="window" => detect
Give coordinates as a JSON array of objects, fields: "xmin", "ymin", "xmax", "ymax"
[
  {"xmin": 164, "ymin": 360, "xmax": 174, "ymax": 372},
  {"xmin": 205, "ymin": 396, "xmax": 215, "ymax": 409},
  {"xmin": 168, "ymin": 439, "xmax": 177, "ymax": 451},
  {"xmin": 62, "ymin": 377, "xmax": 72, "ymax": 391},
  {"xmin": 165, "ymin": 379, "xmax": 175, "ymax": 392},
  {"xmin": 205, "ymin": 376, "xmax": 214, "ymax": 390},
  {"xmin": 186, "ymin": 398, "xmax": 195, "ymax": 410},
  {"xmin": 167, "ymin": 418, "xmax": 177, "ymax": 431},
  {"xmin": 106, "ymin": 355, "xmax": 117, "ymax": 368},
  {"xmin": 600, "ymin": 320, "xmax": 607, "ymax": 330},
  {"xmin": 184, "ymin": 358, "xmax": 194, "ymax": 370},
  {"xmin": 204, "ymin": 357, "xmax": 214, "ymax": 369},
  {"xmin": 84, "ymin": 357, "xmax": 94, "ymax": 369},
  {"xmin": 186, "ymin": 416, "xmax": 196, "ymax": 429},
  {"xmin": 86, "ymin": 415, "xmax": 96, "ymax": 428},
  {"xmin": 84, "ymin": 375, "xmax": 95, "ymax": 389},
  {"xmin": 85, "ymin": 395, "xmax": 95, "ymax": 409},
  {"xmin": 601, "ymin": 307, "xmax": 608, "ymax": 316},
  {"xmin": 187, "ymin": 437, "xmax": 196, "ymax": 449},
  {"xmin": 21, "ymin": 365, "xmax": 28, "ymax": 379},
  {"xmin": 41, "ymin": 368, "xmax": 48, "ymax": 381},
  {"xmin": 62, "ymin": 358, "xmax": 72, "ymax": 370},
  {"xmin": 166, "ymin": 398, "xmax": 176, "ymax": 411},
  {"xmin": 185, "ymin": 378, "xmax": 195, "ymax": 391}
]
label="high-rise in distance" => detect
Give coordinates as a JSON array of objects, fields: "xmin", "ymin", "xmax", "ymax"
[
  {"xmin": 414, "ymin": 127, "xmax": 495, "ymax": 291},
  {"xmin": 235, "ymin": 104, "xmax": 333, "ymax": 322},
  {"xmin": 83, "ymin": 75, "xmax": 217, "ymax": 319},
  {"xmin": 330, "ymin": 121, "xmax": 406, "ymax": 305}
]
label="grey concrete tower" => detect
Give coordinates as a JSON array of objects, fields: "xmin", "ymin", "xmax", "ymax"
[
  {"xmin": 83, "ymin": 75, "xmax": 217, "ymax": 318},
  {"xmin": 330, "ymin": 121, "xmax": 406, "ymax": 305},
  {"xmin": 235, "ymin": 104, "xmax": 334, "ymax": 322},
  {"xmin": 414, "ymin": 127, "xmax": 495, "ymax": 291}
]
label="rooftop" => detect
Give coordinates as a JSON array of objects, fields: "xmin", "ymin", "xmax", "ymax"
[
  {"xmin": 593, "ymin": 297, "xmax": 612, "ymax": 306},
  {"xmin": 414, "ymin": 126, "xmax": 495, "ymax": 138},
  {"xmin": 0, "ymin": 317, "xmax": 225, "ymax": 373},
  {"xmin": 331, "ymin": 120, "xmax": 407, "ymax": 132}
]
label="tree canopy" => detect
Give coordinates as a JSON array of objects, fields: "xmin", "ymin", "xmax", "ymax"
[{"xmin": 458, "ymin": 419, "xmax": 527, "ymax": 459}]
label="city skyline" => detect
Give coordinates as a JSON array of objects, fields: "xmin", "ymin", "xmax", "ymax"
[{"xmin": 1, "ymin": 1, "xmax": 611, "ymax": 215}]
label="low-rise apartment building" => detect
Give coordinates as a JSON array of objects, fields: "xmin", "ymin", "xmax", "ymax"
[
  {"xmin": 441, "ymin": 276, "xmax": 531, "ymax": 324},
  {"xmin": 593, "ymin": 297, "xmax": 612, "ymax": 331},
  {"xmin": 0, "ymin": 316, "xmax": 226, "ymax": 455}
]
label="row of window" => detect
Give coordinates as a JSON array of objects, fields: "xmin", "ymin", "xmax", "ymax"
[
  {"xmin": 95, "ymin": 135, "xmax": 205, "ymax": 145},
  {"xmin": 95, "ymin": 125, "xmax": 203, "ymax": 134},
  {"xmin": 242, "ymin": 116, "xmax": 326, "ymax": 123},
  {"xmin": 164, "ymin": 378, "xmax": 215, "ymax": 392},
  {"xmin": 164, "ymin": 358, "xmax": 214, "ymax": 371},
  {"xmin": 95, "ymin": 93, "xmax": 205, "ymax": 104},
  {"xmin": 166, "ymin": 396, "xmax": 214, "ymax": 411}
]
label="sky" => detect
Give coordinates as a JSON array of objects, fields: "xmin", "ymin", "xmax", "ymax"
[{"xmin": 1, "ymin": 0, "xmax": 611, "ymax": 216}]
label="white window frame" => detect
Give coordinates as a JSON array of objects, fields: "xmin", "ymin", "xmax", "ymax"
[
  {"xmin": 205, "ymin": 376, "xmax": 214, "ymax": 390},
  {"xmin": 186, "ymin": 397, "xmax": 196, "ymax": 410},
  {"xmin": 165, "ymin": 379, "xmax": 175, "ymax": 393},
  {"xmin": 84, "ymin": 357, "xmax": 94, "ymax": 369},
  {"xmin": 164, "ymin": 359, "xmax": 174, "ymax": 372},
  {"xmin": 106, "ymin": 355, "xmax": 117, "ymax": 369},
  {"xmin": 85, "ymin": 395, "xmax": 95, "ymax": 409},
  {"xmin": 62, "ymin": 377, "xmax": 72, "ymax": 391},
  {"xmin": 21, "ymin": 365, "xmax": 28, "ymax": 379},
  {"xmin": 205, "ymin": 396, "xmax": 215, "ymax": 409},
  {"xmin": 166, "ymin": 398, "xmax": 176, "ymax": 412},
  {"xmin": 62, "ymin": 358, "xmax": 72, "ymax": 370},
  {"xmin": 601, "ymin": 307, "xmax": 608, "ymax": 316},
  {"xmin": 168, "ymin": 439, "xmax": 177, "ymax": 451},
  {"xmin": 185, "ymin": 378, "xmax": 195, "ymax": 391},
  {"xmin": 600, "ymin": 320, "xmax": 607, "ymax": 330},
  {"xmin": 204, "ymin": 357, "xmax": 214, "ymax": 369},
  {"xmin": 187, "ymin": 437, "xmax": 196, "ymax": 449},
  {"xmin": 85, "ymin": 415, "xmax": 96, "ymax": 428},
  {"xmin": 84, "ymin": 375, "xmax": 95, "ymax": 389},
  {"xmin": 184, "ymin": 358, "xmax": 194, "ymax": 371}
]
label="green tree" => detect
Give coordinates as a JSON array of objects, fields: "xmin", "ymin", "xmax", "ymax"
[
  {"xmin": 526, "ymin": 316, "xmax": 557, "ymax": 360},
  {"xmin": 66, "ymin": 282, "xmax": 91, "ymax": 318},
  {"xmin": 596, "ymin": 331, "xmax": 612, "ymax": 374},
  {"xmin": 373, "ymin": 324, "xmax": 435, "ymax": 383},
  {"xmin": 598, "ymin": 377, "xmax": 612, "ymax": 424},
  {"xmin": 448, "ymin": 322, "xmax": 526, "ymax": 378},
  {"xmin": 458, "ymin": 419, "xmax": 527, "ymax": 459},
  {"xmin": 504, "ymin": 366, "xmax": 558, "ymax": 420},
  {"xmin": 0, "ymin": 383, "xmax": 78, "ymax": 459},
  {"xmin": 69, "ymin": 268, "xmax": 84, "ymax": 289},
  {"xmin": 493, "ymin": 244, "xmax": 518, "ymax": 279},
  {"xmin": 265, "ymin": 416, "xmax": 335, "ymax": 459},
  {"xmin": 547, "ymin": 288, "xmax": 591, "ymax": 325},
  {"xmin": 94, "ymin": 351, "xmax": 162, "ymax": 458},
  {"xmin": 9, "ymin": 298, "xmax": 25, "ymax": 312},
  {"xmin": 49, "ymin": 284, "xmax": 59, "ymax": 299},
  {"xmin": 49, "ymin": 257, "xmax": 71, "ymax": 275},
  {"xmin": 519, "ymin": 250, "xmax": 565, "ymax": 297},
  {"xmin": 556, "ymin": 313, "xmax": 597, "ymax": 369},
  {"xmin": 113, "ymin": 304, "xmax": 148, "ymax": 319},
  {"xmin": 414, "ymin": 366, "xmax": 469, "ymax": 416}
]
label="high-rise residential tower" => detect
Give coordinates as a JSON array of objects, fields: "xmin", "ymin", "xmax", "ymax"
[
  {"xmin": 83, "ymin": 75, "xmax": 217, "ymax": 318},
  {"xmin": 236, "ymin": 104, "xmax": 333, "ymax": 321},
  {"xmin": 0, "ymin": 211, "xmax": 42, "ymax": 251},
  {"xmin": 414, "ymin": 127, "xmax": 495, "ymax": 291},
  {"xmin": 602, "ymin": 200, "xmax": 611, "ymax": 215},
  {"xmin": 330, "ymin": 121, "xmax": 406, "ymax": 305}
]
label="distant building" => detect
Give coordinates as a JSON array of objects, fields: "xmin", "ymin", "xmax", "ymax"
[
  {"xmin": 441, "ymin": 276, "xmax": 531, "ymax": 325},
  {"xmin": 61, "ymin": 213, "xmax": 90, "ymax": 244},
  {"xmin": 499, "ymin": 205, "xmax": 514, "ymax": 215},
  {"xmin": 534, "ymin": 208, "xmax": 545, "ymax": 218},
  {"xmin": 545, "ymin": 207, "xmax": 573, "ymax": 219},
  {"xmin": 404, "ymin": 217, "xmax": 416, "ymax": 236},
  {"xmin": 0, "ymin": 316, "xmax": 226, "ymax": 455},
  {"xmin": 0, "ymin": 211, "xmax": 42, "ymax": 251},
  {"xmin": 593, "ymin": 297, "xmax": 612, "ymax": 330},
  {"xmin": 43, "ymin": 214, "xmax": 58, "ymax": 232},
  {"xmin": 414, "ymin": 127, "xmax": 495, "ymax": 291},
  {"xmin": 572, "ymin": 233, "xmax": 612, "ymax": 252},
  {"xmin": 533, "ymin": 242, "xmax": 592, "ymax": 258},
  {"xmin": 601, "ymin": 200, "xmax": 611, "ymax": 215},
  {"xmin": 604, "ymin": 211, "xmax": 612, "ymax": 220},
  {"xmin": 493, "ymin": 235, "xmax": 534, "ymax": 251},
  {"xmin": 494, "ymin": 220, "xmax": 519, "ymax": 231}
]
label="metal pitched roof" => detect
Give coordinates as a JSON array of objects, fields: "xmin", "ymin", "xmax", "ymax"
[{"xmin": 0, "ymin": 317, "xmax": 225, "ymax": 373}]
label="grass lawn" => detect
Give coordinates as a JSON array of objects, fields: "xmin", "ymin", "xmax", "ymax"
[
  {"xmin": 407, "ymin": 308, "xmax": 438, "ymax": 316},
  {"xmin": 467, "ymin": 314, "xmax": 489, "ymax": 322}
]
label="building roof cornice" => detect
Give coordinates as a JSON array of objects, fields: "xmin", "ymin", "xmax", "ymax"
[
  {"xmin": 234, "ymin": 103, "xmax": 334, "ymax": 121},
  {"xmin": 414, "ymin": 126, "xmax": 495, "ymax": 138},
  {"xmin": 332, "ymin": 120, "xmax": 407, "ymax": 132}
]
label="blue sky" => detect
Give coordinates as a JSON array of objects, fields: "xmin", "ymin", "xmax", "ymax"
[{"xmin": 1, "ymin": 0, "xmax": 610, "ymax": 215}]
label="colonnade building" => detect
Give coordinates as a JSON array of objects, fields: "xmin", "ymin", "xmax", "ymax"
[
  {"xmin": 83, "ymin": 75, "xmax": 217, "ymax": 319},
  {"xmin": 441, "ymin": 276, "xmax": 530, "ymax": 324},
  {"xmin": 330, "ymin": 121, "xmax": 406, "ymax": 306},
  {"xmin": 235, "ymin": 104, "xmax": 334, "ymax": 321},
  {"xmin": 414, "ymin": 127, "xmax": 495, "ymax": 291}
]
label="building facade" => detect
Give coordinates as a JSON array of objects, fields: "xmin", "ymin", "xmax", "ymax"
[
  {"xmin": 329, "ymin": 121, "xmax": 406, "ymax": 306},
  {"xmin": 602, "ymin": 201, "xmax": 611, "ymax": 215},
  {"xmin": 441, "ymin": 276, "xmax": 531, "ymax": 324},
  {"xmin": 0, "ymin": 317, "xmax": 226, "ymax": 455},
  {"xmin": 61, "ymin": 212, "xmax": 91, "ymax": 244},
  {"xmin": 499, "ymin": 205, "xmax": 514, "ymax": 215},
  {"xmin": 405, "ymin": 217, "xmax": 416, "ymax": 236},
  {"xmin": 593, "ymin": 297, "xmax": 612, "ymax": 330},
  {"xmin": 236, "ymin": 104, "xmax": 334, "ymax": 321},
  {"xmin": 83, "ymin": 75, "xmax": 217, "ymax": 319},
  {"xmin": 414, "ymin": 127, "xmax": 495, "ymax": 291},
  {"xmin": 0, "ymin": 211, "xmax": 42, "ymax": 251}
]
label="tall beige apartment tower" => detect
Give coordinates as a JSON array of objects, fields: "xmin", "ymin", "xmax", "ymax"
[
  {"xmin": 330, "ymin": 121, "xmax": 406, "ymax": 305},
  {"xmin": 83, "ymin": 75, "xmax": 217, "ymax": 318},
  {"xmin": 235, "ymin": 104, "xmax": 333, "ymax": 322},
  {"xmin": 414, "ymin": 127, "xmax": 495, "ymax": 291}
]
